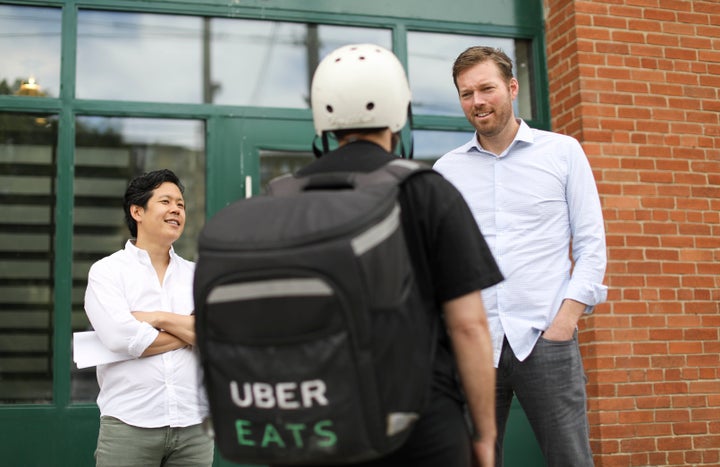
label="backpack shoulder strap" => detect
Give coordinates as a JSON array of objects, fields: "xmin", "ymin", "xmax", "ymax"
[
  {"xmin": 266, "ymin": 173, "xmax": 306, "ymax": 196},
  {"xmin": 267, "ymin": 159, "xmax": 432, "ymax": 196},
  {"xmin": 353, "ymin": 159, "xmax": 432, "ymax": 188}
]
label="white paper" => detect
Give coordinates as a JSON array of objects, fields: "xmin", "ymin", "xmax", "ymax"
[{"xmin": 73, "ymin": 331, "xmax": 135, "ymax": 369}]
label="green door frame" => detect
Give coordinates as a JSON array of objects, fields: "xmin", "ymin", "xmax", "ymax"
[{"xmin": 206, "ymin": 114, "xmax": 316, "ymax": 214}]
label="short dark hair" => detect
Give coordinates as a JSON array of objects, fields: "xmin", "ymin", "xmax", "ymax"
[
  {"xmin": 123, "ymin": 169, "xmax": 184, "ymax": 238},
  {"xmin": 452, "ymin": 46, "xmax": 515, "ymax": 89}
]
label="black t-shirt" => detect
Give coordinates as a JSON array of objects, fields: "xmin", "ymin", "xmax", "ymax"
[{"xmin": 297, "ymin": 141, "xmax": 503, "ymax": 399}]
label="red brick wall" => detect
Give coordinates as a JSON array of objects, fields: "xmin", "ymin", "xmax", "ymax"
[{"xmin": 544, "ymin": 0, "xmax": 720, "ymax": 465}]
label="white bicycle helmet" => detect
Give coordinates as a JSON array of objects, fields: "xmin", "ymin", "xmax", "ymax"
[{"xmin": 311, "ymin": 43, "xmax": 412, "ymax": 136}]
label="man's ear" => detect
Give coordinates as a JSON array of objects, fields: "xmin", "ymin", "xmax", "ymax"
[
  {"xmin": 130, "ymin": 204, "xmax": 144, "ymax": 222},
  {"xmin": 510, "ymin": 77, "xmax": 519, "ymax": 100}
]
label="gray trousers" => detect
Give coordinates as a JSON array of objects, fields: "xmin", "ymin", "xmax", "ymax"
[
  {"xmin": 495, "ymin": 332, "xmax": 593, "ymax": 467},
  {"xmin": 95, "ymin": 416, "xmax": 214, "ymax": 467}
]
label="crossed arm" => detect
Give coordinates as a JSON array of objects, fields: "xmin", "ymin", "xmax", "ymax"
[{"xmin": 132, "ymin": 311, "xmax": 196, "ymax": 357}]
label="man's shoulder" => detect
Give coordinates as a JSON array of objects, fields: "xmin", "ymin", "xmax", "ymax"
[
  {"xmin": 88, "ymin": 248, "xmax": 130, "ymax": 276},
  {"xmin": 528, "ymin": 126, "xmax": 582, "ymax": 148},
  {"xmin": 171, "ymin": 252, "xmax": 196, "ymax": 271},
  {"xmin": 95, "ymin": 248, "xmax": 127, "ymax": 265},
  {"xmin": 401, "ymin": 166, "xmax": 465, "ymax": 212},
  {"xmin": 433, "ymin": 140, "xmax": 478, "ymax": 173},
  {"xmin": 405, "ymin": 166, "xmax": 452, "ymax": 188},
  {"xmin": 298, "ymin": 141, "xmax": 393, "ymax": 175},
  {"xmin": 439, "ymin": 140, "xmax": 475, "ymax": 158}
]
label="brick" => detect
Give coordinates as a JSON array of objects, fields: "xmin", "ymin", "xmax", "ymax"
[
  {"xmin": 597, "ymin": 454, "xmax": 634, "ymax": 466},
  {"xmin": 673, "ymin": 422, "xmax": 708, "ymax": 435},
  {"xmin": 620, "ymin": 437, "xmax": 657, "ymax": 452},
  {"xmin": 667, "ymin": 315, "xmax": 703, "ymax": 328},
  {"xmin": 681, "ymin": 276, "xmax": 716, "ymax": 288},
  {"xmin": 649, "ymin": 328, "xmax": 683, "ymax": 341},
  {"xmin": 689, "ymin": 380, "xmax": 720, "ymax": 394},
  {"xmin": 633, "ymin": 342, "xmax": 669, "ymax": 355},
  {"xmin": 692, "ymin": 408, "xmax": 720, "ymax": 422},
  {"xmin": 602, "ymin": 423, "xmax": 638, "ymax": 439},
  {"xmin": 647, "ymin": 452, "xmax": 669, "ymax": 466},
  {"xmin": 636, "ymin": 395, "xmax": 672, "ymax": 409},
  {"xmin": 655, "ymin": 383, "xmax": 691, "ymax": 396},
  {"xmin": 684, "ymin": 328, "xmax": 719, "ymax": 341},
  {"xmin": 635, "ymin": 422, "xmax": 673, "ymax": 437},
  {"xmin": 694, "ymin": 435, "xmax": 720, "ymax": 449},
  {"xmin": 702, "ymin": 449, "xmax": 720, "ymax": 464},
  {"xmin": 655, "ymin": 409, "xmax": 691, "ymax": 423},
  {"xmin": 685, "ymin": 450, "xmax": 703, "ymax": 464},
  {"xmin": 672, "ymin": 395, "xmax": 708, "ymax": 408},
  {"xmin": 597, "ymin": 396, "xmax": 637, "ymax": 411}
]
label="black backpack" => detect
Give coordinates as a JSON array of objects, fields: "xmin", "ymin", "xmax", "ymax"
[{"xmin": 193, "ymin": 159, "xmax": 436, "ymax": 465}]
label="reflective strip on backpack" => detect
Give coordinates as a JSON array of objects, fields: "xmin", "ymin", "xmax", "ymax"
[
  {"xmin": 207, "ymin": 278, "xmax": 333, "ymax": 303},
  {"xmin": 386, "ymin": 412, "xmax": 420, "ymax": 436},
  {"xmin": 351, "ymin": 204, "xmax": 401, "ymax": 256}
]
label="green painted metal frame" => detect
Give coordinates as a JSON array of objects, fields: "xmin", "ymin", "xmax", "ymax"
[{"xmin": 0, "ymin": 1, "xmax": 549, "ymax": 465}]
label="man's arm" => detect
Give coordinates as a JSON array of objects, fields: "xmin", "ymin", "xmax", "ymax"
[
  {"xmin": 443, "ymin": 290, "xmax": 496, "ymax": 467},
  {"xmin": 132, "ymin": 311, "xmax": 196, "ymax": 346},
  {"xmin": 85, "ymin": 262, "xmax": 159, "ymax": 357},
  {"xmin": 140, "ymin": 330, "xmax": 188, "ymax": 357},
  {"xmin": 564, "ymin": 139, "xmax": 608, "ymax": 311},
  {"xmin": 544, "ymin": 298, "xmax": 586, "ymax": 341}
]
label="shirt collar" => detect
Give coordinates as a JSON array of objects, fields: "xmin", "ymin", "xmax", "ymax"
[
  {"xmin": 124, "ymin": 239, "xmax": 176, "ymax": 264},
  {"xmin": 466, "ymin": 119, "xmax": 534, "ymax": 156}
]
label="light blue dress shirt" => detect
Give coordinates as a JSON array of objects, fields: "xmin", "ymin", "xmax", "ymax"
[{"xmin": 434, "ymin": 120, "xmax": 608, "ymax": 366}]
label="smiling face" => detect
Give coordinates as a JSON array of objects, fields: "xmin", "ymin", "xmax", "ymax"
[
  {"xmin": 131, "ymin": 181, "xmax": 185, "ymax": 249},
  {"xmin": 457, "ymin": 60, "xmax": 519, "ymax": 148}
]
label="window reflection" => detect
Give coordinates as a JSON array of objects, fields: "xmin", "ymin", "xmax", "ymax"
[
  {"xmin": 77, "ymin": 9, "xmax": 390, "ymax": 106},
  {"xmin": 407, "ymin": 32, "xmax": 533, "ymax": 119},
  {"xmin": 0, "ymin": 113, "xmax": 58, "ymax": 403},
  {"xmin": 77, "ymin": 11, "xmax": 204, "ymax": 103},
  {"xmin": 70, "ymin": 117, "xmax": 205, "ymax": 402},
  {"xmin": 259, "ymin": 149, "xmax": 315, "ymax": 191},
  {"xmin": 0, "ymin": 5, "xmax": 61, "ymax": 98},
  {"xmin": 412, "ymin": 130, "xmax": 472, "ymax": 166},
  {"xmin": 210, "ymin": 21, "xmax": 390, "ymax": 107}
]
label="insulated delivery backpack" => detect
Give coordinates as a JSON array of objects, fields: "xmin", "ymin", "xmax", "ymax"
[{"xmin": 193, "ymin": 159, "xmax": 437, "ymax": 465}]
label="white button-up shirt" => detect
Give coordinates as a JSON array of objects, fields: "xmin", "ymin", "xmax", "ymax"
[
  {"xmin": 434, "ymin": 120, "xmax": 608, "ymax": 366},
  {"xmin": 84, "ymin": 240, "xmax": 208, "ymax": 428}
]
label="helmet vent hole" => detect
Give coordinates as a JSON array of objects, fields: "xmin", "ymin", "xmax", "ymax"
[
  {"xmin": 366, "ymin": 102, "xmax": 375, "ymax": 111},
  {"xmin": 359, "ymin": 56, "xmax": 366, "ymax": 60},
  {"xmin": 326, "ymin": 105, "xmax": 334, "ymax": 113}
]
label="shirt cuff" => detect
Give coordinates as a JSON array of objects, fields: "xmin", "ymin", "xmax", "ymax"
[
  {"xmin": 565, "ymin": 282, "xmax": 608, "ymax": 315},
  {"xmin": 128, "ymin": 321, "xmax": 160, "ymax": 357}
]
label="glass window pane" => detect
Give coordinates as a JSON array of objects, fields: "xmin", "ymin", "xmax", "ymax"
[
  {"xmin": 0, "ymin": 5, "xmax": 61, "ymax": 98},
  {"xmin": 0, "ymin": 112, "xmax": 58, "ymax": 403},
  {"xmin": 71, "ymin": 117, "xmax": 205, "ymax": 402},
  {"xmin": 412, "ymin": 130, "xmax": 472, "ymax": 165},
  {"xmin": 77, "ymin": 10, "xmax": 391, "ymax": 107},
  {"xmin": 77, "ymin": 10, "xmax": 203, "ymax": 103},
  {"xmin": 210, "ymin": 20, "xmax": 391, "ymax": 107},
  {"xmin": 407, "ymin": 32, "xmax": 534, "ymax": 119},
  {"xmin": 259, "ymin": 149, "xmax": 315, "ymax": 191}
]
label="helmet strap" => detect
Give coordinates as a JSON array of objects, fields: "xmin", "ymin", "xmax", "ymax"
[
  {"xmin": 312, "ymin": 133, "xmax": 331, "ymax": 158},
  {"xmin": 398, "ymin": 105, "xmax": 414, "ymax": 159}
]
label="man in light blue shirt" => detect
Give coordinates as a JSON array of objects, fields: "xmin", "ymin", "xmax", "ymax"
[{"xmin": 434, "ymin": 46, "xmax": 607, "ymax": 467}]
